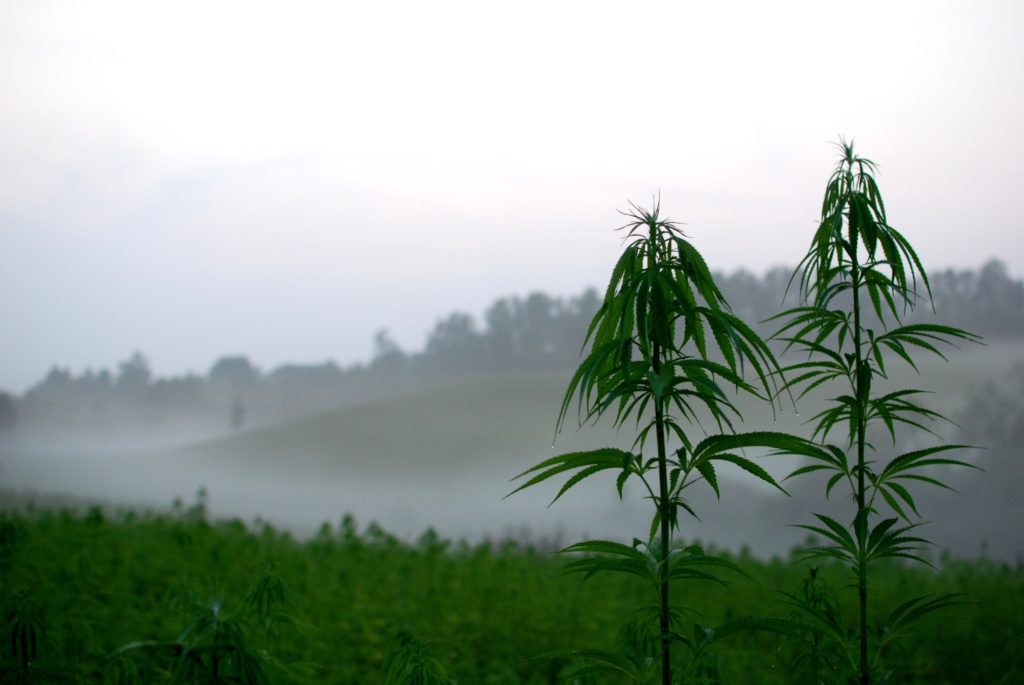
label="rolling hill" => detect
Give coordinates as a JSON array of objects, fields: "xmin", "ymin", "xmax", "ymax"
[{"xmin": 3, "ymin": 341, "xmax": 1021, "ymax": 558}]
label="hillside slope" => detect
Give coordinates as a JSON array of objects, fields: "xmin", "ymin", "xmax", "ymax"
[
  {"xmin": 4, "ymin": 342, "xmax": 1020, "ymax": 558},
  {"xmin": 179, "ymin": 341, "xmax": 1022, "ymax": 479}
]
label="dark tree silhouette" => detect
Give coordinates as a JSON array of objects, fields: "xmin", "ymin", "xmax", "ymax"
[
  {"xmin": 425, "ymin": 313, "xmax": 484, "ymax": 375},
  {"xmin": 116, "ymin": 351, "xmax": 151, "ymax": 394},
  {"xmin": 208, "ymin": 356, "xmax": 260, "ymax": 389},
  {"xmin": 9, "ymin": 264, "xmax": 1022, "ymax": 433}
]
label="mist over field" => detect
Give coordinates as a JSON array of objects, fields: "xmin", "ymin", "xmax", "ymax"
[{"xmin": 3, "ymin": 275, "xmax": 1022, "ymax": 561}]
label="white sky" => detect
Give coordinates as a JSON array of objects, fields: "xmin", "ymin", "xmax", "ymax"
[{"xmin": 1, "ymin": 0, "xmax": 1022, "ymax": 392}]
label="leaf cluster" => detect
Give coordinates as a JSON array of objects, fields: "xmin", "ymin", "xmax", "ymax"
[
  {"xmin": 777, "ymin": 567, "xmax": 966, "ymax": 683},
  {"xmin": 559, "ymin": 201, "xmax": 782, "ymax": 447},
  {"xmin": 509, "ymin": 431, "xmax": 827, "ymax": 540},
  {"xmin": 381, "ymin": 630, "xmax": 453, "ymax": 685},
  {"xmin": 512, "ymin": 201, "xmax": 832, "ymax": 535},
  {"xmin": 104, "ymin": 566, "xmax": 302, "ymax": 685},
  {"xmin": 779, "ymin": 140, "xmax": 980, "ymax": 541},
  {"xmin": 3, "ymin": 590, "xmax": 45, "ymax": 683},
  {"xmin": 509, "ymin": 200, "xmax": 836, "ymax": 683},
  {"xmin": 774, "ymin": 139, "xmax": 982, "ymax": 677}
]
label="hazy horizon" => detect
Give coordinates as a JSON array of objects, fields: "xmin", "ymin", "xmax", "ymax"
[{"xmin": 3, "ymin": 1, "xmax": 1022, "ymax": 393}]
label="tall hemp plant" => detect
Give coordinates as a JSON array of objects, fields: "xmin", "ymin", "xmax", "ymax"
[
  {"xmin": 775, "ymin": 140, "xmax": 980, "ymax": 684},
  {"xmin": 509, "ymin": 201, "xmax": 823, "ymax": 685}
]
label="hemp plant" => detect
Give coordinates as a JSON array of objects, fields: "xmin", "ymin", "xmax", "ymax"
[
  {"xmin": 105, "ymin": 566, "xmax": 302, "ymax": 685},
  {"xmin": 774, "ymin": 140, "xmax": 980, "ymax": 684},
  {"xmin": 509, "ymin": 201, "xmax": 823, "ymax": 685}
]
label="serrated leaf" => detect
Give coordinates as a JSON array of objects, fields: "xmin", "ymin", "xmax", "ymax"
[{"xmin": 706, "ymin": 453, "xmax": 787, "ymax": 493}]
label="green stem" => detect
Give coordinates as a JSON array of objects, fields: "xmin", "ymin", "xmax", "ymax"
[
  {"xmin": 652, "ymin": 337, "xmax": 672, "ymax": 685},
  {"xmin": 851, "ymin": 233, "xmax": 870, "ymax": 685}
]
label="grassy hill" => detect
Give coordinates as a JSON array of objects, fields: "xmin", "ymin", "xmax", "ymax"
[
  {"xmin": 177, "ymin": 340, "xmax": 1022, "ymax": 481},
  {"xmin": 153, "ymin": 342, "xmax": 1023, "ymax": 554},
  {"xmin": 176, "ymin": 371, "xmax": 600, "ymax": 481}
]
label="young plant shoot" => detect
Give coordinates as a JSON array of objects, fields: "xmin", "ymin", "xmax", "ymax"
[
  {"xmin": 775, "ymin": 140, "xmax": 981, "ymax": 684},
  {"xmin": 509, "ymin": 201, "xmax": 824, "ymax": 685}
]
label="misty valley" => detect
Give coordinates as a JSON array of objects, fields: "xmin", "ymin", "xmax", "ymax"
[
  {"xmin": 3, "ymin": 262, "xmax": 1023, "ymax": 559},
  {"xmin": 2, "ymin": 256, "xmax": 1023, "ymax": 684},
  {"xmin": 2, "ymin": 341, "xmax": 1023, "ymax": 561}
]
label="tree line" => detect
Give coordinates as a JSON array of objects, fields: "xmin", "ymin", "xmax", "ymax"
[{"xmin": 1, "ymin": 259, "xmax": 1020, "ymax": 436}]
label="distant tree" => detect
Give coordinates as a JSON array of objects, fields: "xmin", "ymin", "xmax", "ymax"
[
  {"xmin": 20, "ymin": 367, "xmax": 75, "ymax": 423},
  {"xmin": 520, "ymin": 292, "xmax": 556, "ymax": 364},
  {"xmin": 266, "ymin": 362, "xmax": 344, "ymax": 389},
  {"xmin": 552, "ymin": 288, "xmax": 600, "ymax": 366},
  {"xmin": 371, "ymin": 329, "xmax": 408, "ymax": 376},
  {"xmin": 425, "ymin": 312, "xmax": 483, "ymax": 373},
  {"xmin": 570, "ymin": 287, "xmax": 600, "ymax": 323},
  {"xmin": 713, "ymin": 267, "xmax": 794, "ymax": 333},
  {"xmin": 373, "ymin": 329, "xmax": 402, "ymax": 357},
  {"xmin": 147, "ymin": 375, "xmax": 207, "ymax": 414},
  {"xmin": 717, "ymin": 268, "xmax": 762, "ymax": 322},
  {"xmin": 116, "ymin": 352, "xmax": 152, "ymax": 394},
  {"xmin": 208, "ymin": 355, "xmax": 260, "ymax": 389},
  {"xmin": 479, "ymin": 290, "xmax": 598, "ymax": 371},
  {"xmin": 0, "ymin": 391, "xmax": 16, "ymax": 434},
  {"xmin": 40, "ymin": 366, "xmax": 73, "ymax": 388},
  {"xmin": 12, "ymin": 269, "xmax": 1023, "ymax": 432},
  {"xmin": 484, "ymin": 298, "xmax": 520, "ymax": 369},
  {"xmin": 264, "ymin": 361, "xmax": 347, "ymax": 416},
  {"xmin": 920, "ymin": 259, "xmax": 1024, "ymax": 337},
  {"xmin": 974, "ymin": 259, "xmax": 1024, "ymax": 335}
]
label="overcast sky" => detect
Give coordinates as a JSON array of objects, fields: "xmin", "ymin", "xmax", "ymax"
[{"xmin": 1, "ymin": 0, "xmax": 1021, "ymax": 392}]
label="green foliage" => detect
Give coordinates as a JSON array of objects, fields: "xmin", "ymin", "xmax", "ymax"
[
  {"xmin": 775, "ymin": 139, "xmax": 982, "ymax": 683},
  {"xmin": 510, "ymin": 201, "xmax": 825, "ymax": 684},
  {"xmin": 3, "ymin": 590, "xmax": 45, "ymax": 684},
  {"xmin": 776, "ymin": 567, "xmax": 853, "ymax": 682},
  {"xmin": 381, "ymin": 630, "xmax": 453, "ymax": 685},
  {"xmin": 0, "ymin": 507, "xmax": 1021, "ymax": 684},
  {"xmin": 105, "ymin": 565, "xmax": 302, "ymax": 685},
  {"xmin": 555, "ymin": 202, "xmax": 778, "ymax": 442}
]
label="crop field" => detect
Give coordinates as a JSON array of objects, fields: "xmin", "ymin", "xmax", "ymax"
[{"xmin": 1, "ymin": 503, "xmax": 1021, "ymax": 684}]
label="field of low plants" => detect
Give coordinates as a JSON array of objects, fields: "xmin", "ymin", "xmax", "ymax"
[{"xmin": 1, "ymin": 501, "xmax": 1021, "ymax": 684}]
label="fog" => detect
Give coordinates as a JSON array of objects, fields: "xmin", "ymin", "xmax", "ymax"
[
  {"xmin": 3, "ymin": 340, "xmax": 1022, "ymax": 562},
  {"xmin": 0, "ymin": 421, "xmax": 808, "ymax": 559}
]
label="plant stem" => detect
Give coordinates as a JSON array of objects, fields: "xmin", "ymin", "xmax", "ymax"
[
  {"xmin": 653, "ymin": 338, "xmax": 672, "ymax": 685},
  {"xmin": 648, "ymin": 223, "xmax": 672, "ymax": 685},
  {"xmin": 851, "ymin": 243, "xmax": 870, "ymax": 685}
]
